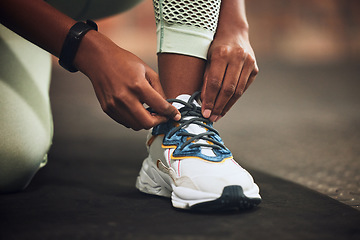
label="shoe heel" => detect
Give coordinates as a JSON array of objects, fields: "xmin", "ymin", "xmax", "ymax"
[{"xmin": 136, "ymin": 157, "xmax": 172, "ymax": 198}]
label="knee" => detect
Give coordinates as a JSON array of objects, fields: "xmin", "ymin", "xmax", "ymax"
[
  {"xmin": 0, "ymin": 142, "xmax": 49, "ymax": 193},
  {"xmin": 0, "ymin": 115, "xmax": 51, "ymax": 193},
  {"xmin": 0, "ymin": 24, "xmax": 53, "ymax": 193}
]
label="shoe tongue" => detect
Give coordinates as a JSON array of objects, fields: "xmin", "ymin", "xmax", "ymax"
[
  {"xmin": 173, "ymin": 94, "xmax": 215, "ymax": 157},
  {"xmin": 172, "ymin": 94, "xmax": 200, "ymax": 110},
  {"xmin": 172, "ymin": 94, "xmax": 204, "ymax": 135}
]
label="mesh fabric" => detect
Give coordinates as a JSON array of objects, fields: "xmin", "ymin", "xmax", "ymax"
[{"xmin": 153, "ymin": 0, "xmax": 221, "ymax": 33}]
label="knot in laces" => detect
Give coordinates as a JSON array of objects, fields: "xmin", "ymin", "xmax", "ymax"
[{"xmin": 166, "ymin": 92, "xmax": 226, "ymax": 151}]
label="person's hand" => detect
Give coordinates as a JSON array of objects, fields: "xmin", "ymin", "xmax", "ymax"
[
  {"xmin": 201, "ymin": 29, "xmax": 259, "ymax": 122},
  {"xmin": 75, "ymin": 31, "xmax": 180, "ymax": 130}
]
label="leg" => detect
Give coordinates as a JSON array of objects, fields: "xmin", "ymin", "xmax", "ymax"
[
  {"xmin": 136, "ymin": 0, "xmax": 261, "ymax": 211},
  {"xmin": 158, "ymin": 54, "xmax": 205, "ymax": 98},
  {"xmin": 0, "ymin": 25, "xmax": 53, "ymax": 193},
  {"xmin": 153, "ymin": 0, "xmax": 221, "ymax": 98}
]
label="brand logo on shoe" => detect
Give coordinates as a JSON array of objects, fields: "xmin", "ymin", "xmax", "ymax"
[
  {"xmin": 156, "ymin": 159, "xmax": 177, "ymax": 182},
  {"xmin": 156, "ymin": 159, "xmax": 196, "ymax": 189}
]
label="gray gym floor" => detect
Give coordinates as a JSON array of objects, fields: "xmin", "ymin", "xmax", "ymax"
[
  {"xmin": 1, "ymin": 60, "xmax": 359, "ymax": 239},
  {"xmin": 50, "ymin": 59, "xmax": 360, "ymax": 210},
  {"xmin": 217, "ymin": 60, "xmax": 360, "ymax": 210}
]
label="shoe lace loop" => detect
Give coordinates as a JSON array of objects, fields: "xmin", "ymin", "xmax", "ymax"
[{"xmin": 166, "ymin": 92, "xmax": 226, "ymax": 151}]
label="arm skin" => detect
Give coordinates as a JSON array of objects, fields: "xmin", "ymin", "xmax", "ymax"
[
  {"xmin": 201, "ymin": 0, "xmax": 259, "ymax": 122},
  {"xmin": 0, "ymin": 0, "xmax": 180, "ymax": 131}
]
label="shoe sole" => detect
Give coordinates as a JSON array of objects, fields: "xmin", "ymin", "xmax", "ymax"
[
  {"xmin": 188, "ymin": 185, "xmax": 261, "ymax": 212},
  {"xmin": 136, "ymin": 157, "xmax": 261, "ymax": 211}
]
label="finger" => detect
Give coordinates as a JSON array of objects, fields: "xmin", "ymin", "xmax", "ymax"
[
  {"xmin": 201, "ymin": 58, "xmax": 227, "ymax": 119},
  {"xmin": 102, "ymin": 92, "xmax": 149, "ymax": 130},
  {"xmin": 237, "ymin": 56, "xmax": 257, "ymax": 95},
  {"xmin": 149, "ymin": 114, "xmax": 169, "ymax": 126},
  {"xmin": 236, "ymin": 58, "xmax": 254, "ymax": 97},
  {"xmin": 127, "ymin": 100, "xmax": 167, "ymax": 130},
  {"xmin": 104, "ymin": 103, "xmax": 142, "ymax": 130},
  {"xmin": 111, "ymin": 95, "xmax": 164, "ymax": 130},
  {"xmin": 209, "ymin": 62, "xmax": 242, "ymax": 122},
  {"xmin": 221, "ymin": 63, "xmax": 254, "ymax": 117},
  {"xmin": 145, "ymin": 67, "xmax": 166, "ymax": 98},
  {"xmin": 140, "ymin": 81, "xmax": 181, "ymax": 121},
  {"xmin": 244, "ymin": 65, "xmax": 259, "ymax": 92}
]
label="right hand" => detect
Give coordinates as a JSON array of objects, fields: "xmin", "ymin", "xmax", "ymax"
[{"xmin": 74, "ymin": 31, "xmax": 180, "ymax": 131}]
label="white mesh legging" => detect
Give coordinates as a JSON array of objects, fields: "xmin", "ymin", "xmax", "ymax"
[{"xmin": 0, "ymin": 0, "xmax": 221, "ymax": 192}]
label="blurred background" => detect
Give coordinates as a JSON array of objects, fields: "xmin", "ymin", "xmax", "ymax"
[
  {"xmin": 95, "ymin": 0, "xmax": 360, "ymax": 64},
  {"xmin": 50, "ymin": 0, "xmax": 360, "ymax": 209}
]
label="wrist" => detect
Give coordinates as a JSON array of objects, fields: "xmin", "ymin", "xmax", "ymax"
[
  {"xmin": 215, "ymin": 24, "xmax": 249, "ymax": 43},
  {"xmin": 216, "ymin": 0, "xmax": 249, "ymax": 37},
  {"xmin": 58, "ymin": 20, "xmax": 98, "ymax": 72},
  {"xmin": 73, "ymin": 29, "xmax": 121, "ymax": 79},
  {"xmin": 216, "ymin": 19, "xmax": 249, "ymax": 37},
  {"xmin": 73, "ymin": 29, "xmax": 103, "ymax": 76}
]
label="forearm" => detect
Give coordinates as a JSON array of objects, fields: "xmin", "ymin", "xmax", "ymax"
[
  {"xmin": 0, "ymin": 0, "xmax": 76, "ymax": 57},
  {"xmin": 0, "ymin": 0, "xmax": 181, "ymax": 129},
  {"xmin": 0, "ymin": 0, "xmax": 107, "ymax": 76},
  {"xmin": 216, "ymin": 0, "xmax": 249, "ymax": 37}
]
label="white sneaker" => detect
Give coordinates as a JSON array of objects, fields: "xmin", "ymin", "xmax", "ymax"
[{"xmin": 136, "ymin": 92, "xmax": 261, "ymax": 211}]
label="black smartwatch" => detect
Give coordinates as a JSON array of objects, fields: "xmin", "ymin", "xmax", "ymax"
[{"xmin": 58, "ymin": 20, "xmax": 98, "ymax": 73}]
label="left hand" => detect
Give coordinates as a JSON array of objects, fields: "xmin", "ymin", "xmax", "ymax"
[{"xmin": 201, "ymin": 29, "xmax": 259, "ymax": 122}]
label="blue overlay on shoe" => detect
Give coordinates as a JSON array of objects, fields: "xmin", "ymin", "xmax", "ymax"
[{"xmin": 152, "ymin": 92, "xmax": 232, "ymax": 162}]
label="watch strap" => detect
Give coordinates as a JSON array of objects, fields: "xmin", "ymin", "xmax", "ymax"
[{"xmin": 58, "ymin": 20, "xmax": 98, "ymax": 72}]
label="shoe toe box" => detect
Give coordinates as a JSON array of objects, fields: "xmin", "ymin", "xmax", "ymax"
[{"xmin": 178, "ymin": 158, "xmax": 259, "ymax": 197}]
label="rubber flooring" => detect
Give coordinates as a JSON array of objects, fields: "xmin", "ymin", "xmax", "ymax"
[
  {"xmin": 0, "ymin": 136, "xmax": 359, "ymax": 240},
  {"xmin": 0, "ymin": 61, "xmax": 359, "ymax": 239}
]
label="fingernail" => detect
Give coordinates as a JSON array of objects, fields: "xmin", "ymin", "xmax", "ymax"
[
  {"xmin": 210, "ymin": 115, "xmax": 219, "ymax": 122},
  {"xmin": 203, "ymin": 109, "xmax": 211, "ymax": 118},
  {"xmin": 174, "ymin": 113, "xmax": 181, "ymax": 121}
]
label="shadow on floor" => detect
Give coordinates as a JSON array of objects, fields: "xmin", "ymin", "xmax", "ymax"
[{"xmin": 0, "ymin": 135, "xmax": 359, "ymax": 240}]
